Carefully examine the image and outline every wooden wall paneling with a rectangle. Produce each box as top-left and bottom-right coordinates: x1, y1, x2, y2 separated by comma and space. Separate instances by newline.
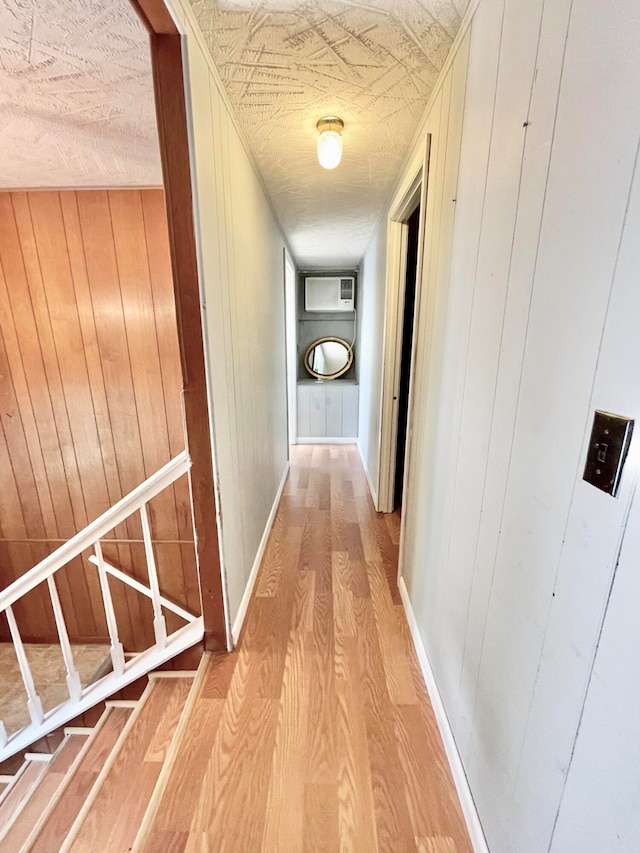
393, 0, 640, 849
547, 144, 640, 845
178, 36, 240, 617
420, 39, 470, 702
58, 192, 129, 542
0, 195, 75, 542
399, 0, 503, 740
59, 190, 145, 647
0, 338, 49, 640
140, 190, 199, 615
440, 0, 546, 777
462, 0, 639, 841
454, 0, 572, 770
208, 74, 246, 617
150, 32, 227, 648
108, 192, 173, 485
0, 187, 197, 650
26, 191, 112, 636
108, 189, 189, 622
485, 1, 640, 847
0, 196, 83, 638
217, 88, 248, 590
74, 192, 146, 506
27, 193, 109, 523
12, 193, 89, 534
0, 330, 48, 545
73, 190, 149, 647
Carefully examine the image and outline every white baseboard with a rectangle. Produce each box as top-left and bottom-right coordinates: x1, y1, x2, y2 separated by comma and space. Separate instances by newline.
296, 437, 357, 444
398, 577, 489, 853
231, 462, 290, 645
357, 441, 379, 508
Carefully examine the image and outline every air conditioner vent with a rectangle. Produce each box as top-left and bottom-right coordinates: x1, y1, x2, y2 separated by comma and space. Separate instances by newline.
340, 278, 353, 300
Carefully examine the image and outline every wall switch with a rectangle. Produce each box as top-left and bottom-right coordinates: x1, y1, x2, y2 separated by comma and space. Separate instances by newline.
583, 410, 634, 496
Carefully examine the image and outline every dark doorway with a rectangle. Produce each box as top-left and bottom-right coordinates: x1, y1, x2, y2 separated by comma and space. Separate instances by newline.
393, 203, 420, 510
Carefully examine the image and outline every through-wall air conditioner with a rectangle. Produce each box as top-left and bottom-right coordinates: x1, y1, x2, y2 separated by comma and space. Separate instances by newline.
305, 276, 354, 312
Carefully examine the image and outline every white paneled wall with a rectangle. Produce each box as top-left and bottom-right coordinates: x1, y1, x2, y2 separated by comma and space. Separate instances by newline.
297, 383, 359, 440
359, 0, 640, 849
357, 229, 387, 501
170, 0, 289, 630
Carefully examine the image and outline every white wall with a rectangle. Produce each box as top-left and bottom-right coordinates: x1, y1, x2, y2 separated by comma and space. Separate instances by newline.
359, 0, 640, 849
357, 227, 386, 501
546, 57, 640, 847
170, 0, 289, 633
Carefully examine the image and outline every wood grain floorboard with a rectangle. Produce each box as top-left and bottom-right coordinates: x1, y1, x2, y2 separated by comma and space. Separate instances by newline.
29, 707, 132, 853
0, 761, 46, 837
140, 445, 472, 853
0, 735, 86, 851
69, 679, 191, 852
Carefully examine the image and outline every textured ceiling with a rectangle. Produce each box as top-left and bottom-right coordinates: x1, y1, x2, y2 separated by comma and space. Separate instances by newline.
189, 0, 469, 267
0, 0, 162, 188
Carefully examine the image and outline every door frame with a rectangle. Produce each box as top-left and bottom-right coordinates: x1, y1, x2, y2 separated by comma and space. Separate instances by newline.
377, 136, 432, 514
131, 0, 228, 650
283, 249, 297, 446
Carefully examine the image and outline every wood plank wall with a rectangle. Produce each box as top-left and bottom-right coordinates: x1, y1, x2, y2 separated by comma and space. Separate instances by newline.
0, 189, 199, 650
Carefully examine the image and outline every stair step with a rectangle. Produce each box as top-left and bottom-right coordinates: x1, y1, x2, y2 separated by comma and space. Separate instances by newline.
0, 735, 86, 852
26, 706, 133, 853
64, 676, 193, 852
0, 759, 49, 840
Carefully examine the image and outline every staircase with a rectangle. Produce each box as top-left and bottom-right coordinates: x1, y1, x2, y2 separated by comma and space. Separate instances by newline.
0, 658, 207, 852
0, 451, 204, 764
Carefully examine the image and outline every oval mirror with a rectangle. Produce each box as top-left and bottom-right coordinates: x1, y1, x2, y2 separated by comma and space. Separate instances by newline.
304, 336, 353, 380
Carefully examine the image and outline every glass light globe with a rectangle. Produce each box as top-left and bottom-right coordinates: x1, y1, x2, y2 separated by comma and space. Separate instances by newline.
317, 129, 343, 169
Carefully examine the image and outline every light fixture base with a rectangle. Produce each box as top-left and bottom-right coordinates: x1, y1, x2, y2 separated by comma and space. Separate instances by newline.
316, 116, 344, 135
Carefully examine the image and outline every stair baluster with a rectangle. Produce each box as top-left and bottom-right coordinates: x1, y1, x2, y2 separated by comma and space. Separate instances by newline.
5, 607, 44, 728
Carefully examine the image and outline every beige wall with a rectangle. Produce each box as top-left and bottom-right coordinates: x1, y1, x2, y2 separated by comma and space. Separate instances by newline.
358, 0, 640, 849
170, 0, 289, 637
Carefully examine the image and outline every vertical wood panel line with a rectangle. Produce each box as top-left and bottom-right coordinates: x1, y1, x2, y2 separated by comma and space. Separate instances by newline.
28, 192, 99, 633
462, 0, 575, 734
139, 191, 190, 610
530, 133, 640, 844
22, 194, 89, 533
9, 194, 75, 541
7, 193, 86, 635
446, 0, 548, 681
72, 191, 142, 644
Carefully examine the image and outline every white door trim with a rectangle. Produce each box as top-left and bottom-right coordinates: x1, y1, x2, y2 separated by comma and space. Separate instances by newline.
377, 136, 432, 514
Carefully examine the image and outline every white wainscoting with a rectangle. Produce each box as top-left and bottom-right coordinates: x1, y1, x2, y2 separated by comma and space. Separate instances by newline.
297, 382, 359, 440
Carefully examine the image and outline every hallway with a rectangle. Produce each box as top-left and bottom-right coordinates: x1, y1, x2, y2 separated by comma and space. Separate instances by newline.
141, 445, 471, 851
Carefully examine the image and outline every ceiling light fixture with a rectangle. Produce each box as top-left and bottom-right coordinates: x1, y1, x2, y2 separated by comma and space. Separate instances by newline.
316, 117, 344, 170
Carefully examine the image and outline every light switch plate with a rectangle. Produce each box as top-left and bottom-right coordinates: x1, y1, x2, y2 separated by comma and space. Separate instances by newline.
583, 410, 634, 496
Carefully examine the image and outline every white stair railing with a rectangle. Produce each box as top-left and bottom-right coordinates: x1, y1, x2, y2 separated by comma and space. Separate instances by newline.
0, 451, 204, 762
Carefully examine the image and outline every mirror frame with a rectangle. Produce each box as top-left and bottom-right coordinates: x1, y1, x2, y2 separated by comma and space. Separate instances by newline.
303, 336, 354, 380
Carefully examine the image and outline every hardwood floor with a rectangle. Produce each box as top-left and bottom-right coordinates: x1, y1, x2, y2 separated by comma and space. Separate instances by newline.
141, 445, 472, 852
